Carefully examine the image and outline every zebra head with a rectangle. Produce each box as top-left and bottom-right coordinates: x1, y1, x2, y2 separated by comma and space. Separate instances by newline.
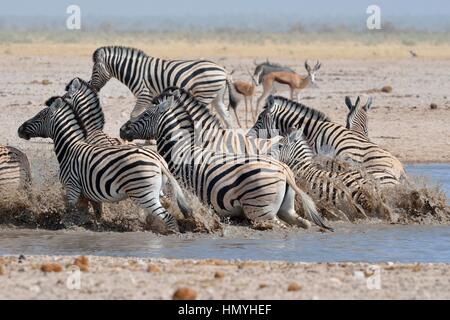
18, 97, 62, 140
63, 77, 105, 132
89, 47, 112, 91
247, 95, 280, 139
120, 97, 175, 141
345, 96, 372, 137
304, 60, 321, 85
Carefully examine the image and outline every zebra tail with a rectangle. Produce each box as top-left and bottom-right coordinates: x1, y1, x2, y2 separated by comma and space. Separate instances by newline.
160, 164, 193, 218
285, 170, 334, 231
226, 76, 239, 111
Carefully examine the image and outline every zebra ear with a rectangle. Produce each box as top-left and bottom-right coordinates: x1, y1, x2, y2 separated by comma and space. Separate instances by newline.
344, 96, 353, 110
158, 99, 172, 112
364, 97, 373, 111
267, 95, 275, 112
355, 96, 361, 107
48, 97, 63, 112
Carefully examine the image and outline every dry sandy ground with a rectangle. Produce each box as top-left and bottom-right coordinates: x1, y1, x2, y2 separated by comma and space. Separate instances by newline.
0, 255, 449, 299
0, 49, 449, 167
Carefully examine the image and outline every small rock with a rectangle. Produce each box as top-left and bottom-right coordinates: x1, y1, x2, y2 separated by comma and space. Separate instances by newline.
287, 282, 302, 292
259, 283, 268, 289
381, 85, 392, 93
0, 265, 4, 276
41, 79, 52, 85
430, 103, 438, 110
172, 287, 198, 300
147, 264, 161, 273
40, 263, 63, 273
214, 271, 225, 279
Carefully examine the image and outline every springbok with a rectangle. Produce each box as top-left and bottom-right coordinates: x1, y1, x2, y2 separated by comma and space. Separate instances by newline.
255, 60, 321, 112
230, 70, 258, 126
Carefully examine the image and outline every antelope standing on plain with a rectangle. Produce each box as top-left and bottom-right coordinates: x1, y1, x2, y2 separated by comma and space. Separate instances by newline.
255, 60, 321, 112
230, 70, 258, 126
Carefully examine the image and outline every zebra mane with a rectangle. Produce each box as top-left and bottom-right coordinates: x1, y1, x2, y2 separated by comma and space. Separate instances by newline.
153, 87, 222, 129
93, 46, 148, 63
269, 95, 331, 122
51, 96, 88, 139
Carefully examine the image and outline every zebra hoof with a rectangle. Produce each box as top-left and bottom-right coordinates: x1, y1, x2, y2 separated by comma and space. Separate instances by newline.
296, 217, 311, 229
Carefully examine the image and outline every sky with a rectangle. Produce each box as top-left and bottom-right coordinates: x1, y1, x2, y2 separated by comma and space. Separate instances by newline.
0, 1, 449, 31
1, 0, 449, 17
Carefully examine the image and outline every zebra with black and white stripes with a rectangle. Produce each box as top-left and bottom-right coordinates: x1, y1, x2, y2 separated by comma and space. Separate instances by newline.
0, 145, 32, 196
18, 97, 192, 233
153, 88, 386, 218
89, 46, 239, 127
345, 96, 371, 137
248, 96, 405, 185
274, 131, 390, 220
119, 93, 332, 230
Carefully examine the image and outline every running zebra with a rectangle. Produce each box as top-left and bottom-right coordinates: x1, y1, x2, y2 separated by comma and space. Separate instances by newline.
248, 96, 405, 185
120, 94, 332, 230
89, 46, 238, 127
0, 145, 32, 196
18, 97, 192, 233
275, 131, 390, 220
345, 96, 371, 137
149, 87, 282, 156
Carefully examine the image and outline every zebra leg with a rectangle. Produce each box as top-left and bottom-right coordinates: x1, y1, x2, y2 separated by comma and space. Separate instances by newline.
277, 186, 311, 229
128, 187, 179, 234
90, 201, 103, 219
211, 86, 234, 128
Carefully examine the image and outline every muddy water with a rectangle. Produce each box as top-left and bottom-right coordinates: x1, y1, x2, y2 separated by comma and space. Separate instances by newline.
0, 164, 449, 263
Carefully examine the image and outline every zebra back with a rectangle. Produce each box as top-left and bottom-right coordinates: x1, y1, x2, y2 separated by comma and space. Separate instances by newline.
0, 145, 32, 194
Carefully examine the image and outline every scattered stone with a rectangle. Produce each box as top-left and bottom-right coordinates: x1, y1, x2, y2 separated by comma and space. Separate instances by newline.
147, 264, 161, 273
259, 283, 268, 289
287, 282, 301, 292
214, 271, 225, 279
0, 265, 4, 276
41, 79, 51, 85
430, 103, 438, 110
381, 85, 392, 93
172, 287, 198, 300
40, 263, 63, 273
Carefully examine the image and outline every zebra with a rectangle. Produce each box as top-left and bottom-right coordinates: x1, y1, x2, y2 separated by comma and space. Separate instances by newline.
148, 87, 283, 157
18, 97, 192, 233
0, 145, 32, 197
248, 95, 405, 185
89, 46, 239, 128
146, 88, 380, 220
119, 94, 332, 230
345, 96, 372, 137
274, 131, 390, 220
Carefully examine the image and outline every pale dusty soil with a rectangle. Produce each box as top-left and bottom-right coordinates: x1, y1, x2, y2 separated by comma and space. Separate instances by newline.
0, 255, 449, 299
0, 51, 449, 168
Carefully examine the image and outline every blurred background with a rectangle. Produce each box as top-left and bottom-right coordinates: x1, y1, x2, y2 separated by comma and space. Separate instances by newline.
0, 0, 449, 58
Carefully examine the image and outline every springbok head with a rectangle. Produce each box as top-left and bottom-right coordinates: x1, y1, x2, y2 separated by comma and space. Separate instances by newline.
304, 60, 321, 85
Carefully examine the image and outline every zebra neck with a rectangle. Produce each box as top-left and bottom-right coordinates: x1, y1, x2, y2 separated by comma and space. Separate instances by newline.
52, 123, 86, 166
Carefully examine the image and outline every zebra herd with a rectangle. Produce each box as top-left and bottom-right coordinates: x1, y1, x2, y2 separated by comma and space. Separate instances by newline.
1, 45, 407, 233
